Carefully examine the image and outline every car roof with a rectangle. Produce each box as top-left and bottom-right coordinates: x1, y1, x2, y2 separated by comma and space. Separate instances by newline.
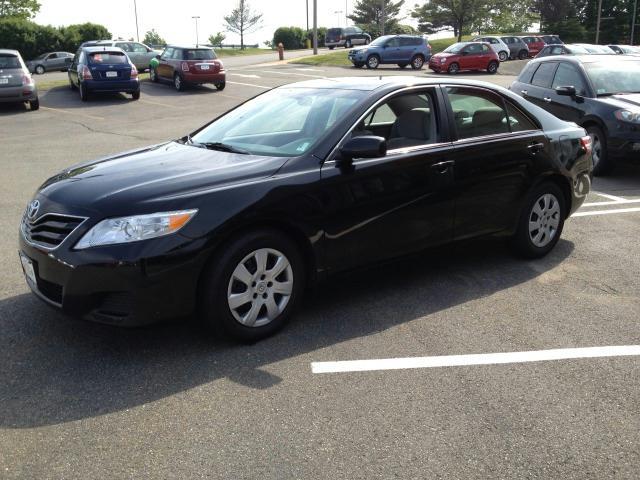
282, 76, 507, 92
82, 46, 127, 54
165, 45, 213, 50
529, 53, 638, 65
0, 49, 20, 56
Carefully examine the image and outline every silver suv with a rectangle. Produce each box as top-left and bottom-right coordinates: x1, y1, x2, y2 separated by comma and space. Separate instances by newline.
79, 40, 158, 71
0, 49, 39, 111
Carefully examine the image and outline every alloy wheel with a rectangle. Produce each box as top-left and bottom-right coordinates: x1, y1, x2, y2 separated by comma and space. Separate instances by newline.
227, 248, 294, 328
589, 133, 602, 167
499, 51, 508, 61
174, 75, 181, 91
528, 193, 561, 248
367, 55, 379, 69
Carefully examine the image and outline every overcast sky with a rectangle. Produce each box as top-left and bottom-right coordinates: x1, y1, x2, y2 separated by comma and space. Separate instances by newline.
35, 0, 431, 47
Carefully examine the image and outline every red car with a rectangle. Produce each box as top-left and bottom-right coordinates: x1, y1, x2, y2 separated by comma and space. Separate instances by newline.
429, 42, 499, 74
520, 36, 546, 57
149, 45, 225, 91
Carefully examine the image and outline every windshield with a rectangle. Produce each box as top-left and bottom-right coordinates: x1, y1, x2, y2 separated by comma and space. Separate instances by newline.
35, 53, 47, 60
443, 43, 466, 53
584, 61, 640, 95
369, 36, 391, 47
566, 45, 589, 54
190, 87, 365, 157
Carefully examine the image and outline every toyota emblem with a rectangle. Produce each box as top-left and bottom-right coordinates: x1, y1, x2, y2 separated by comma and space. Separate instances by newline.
27, 200, 40, 220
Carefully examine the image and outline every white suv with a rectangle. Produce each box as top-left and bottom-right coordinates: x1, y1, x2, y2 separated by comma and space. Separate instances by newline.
472, 36, 510, 61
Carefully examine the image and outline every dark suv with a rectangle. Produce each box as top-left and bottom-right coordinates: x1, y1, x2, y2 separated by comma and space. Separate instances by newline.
326, 27, 371, 49
149, 45, 226, 91
511, 55, 640, 175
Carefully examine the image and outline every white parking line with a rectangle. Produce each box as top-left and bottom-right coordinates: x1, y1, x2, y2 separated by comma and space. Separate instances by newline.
573, 206, 640, 217
294, 68, 325, 72
226, 81, 271, 89
594, 192, 627, 202
255, 69, 327, 78
311, 345, 640, 374
582, 198, 640, 207
231, 73, 261, 79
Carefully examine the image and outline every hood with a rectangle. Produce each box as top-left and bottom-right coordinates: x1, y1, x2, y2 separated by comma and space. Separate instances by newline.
597, 93, 640, 109
432, 52, 457, 59
36, 141, 288, 215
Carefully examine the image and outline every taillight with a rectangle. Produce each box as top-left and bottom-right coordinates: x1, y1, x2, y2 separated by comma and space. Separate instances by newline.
130, 64, 138, 79
181, 62, 190, 72
580, 135, 592, 155
81, 65, 92, 80
21, 74, 33, 86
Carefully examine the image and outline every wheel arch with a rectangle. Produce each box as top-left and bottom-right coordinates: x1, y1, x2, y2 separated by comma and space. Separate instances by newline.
531, 173, 573, 219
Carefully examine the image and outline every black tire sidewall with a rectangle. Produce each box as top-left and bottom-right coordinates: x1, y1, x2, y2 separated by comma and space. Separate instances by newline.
448, 63, 459, 74
366, 55, 379, 69
199, 229, 305, 342
587, 125, 612, 176
513, 182, 566, 258
411, 55, 424, 70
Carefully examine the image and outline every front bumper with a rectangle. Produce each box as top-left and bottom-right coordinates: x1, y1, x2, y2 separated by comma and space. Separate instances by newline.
0, 85, 37, 103
18, 231, 209, 326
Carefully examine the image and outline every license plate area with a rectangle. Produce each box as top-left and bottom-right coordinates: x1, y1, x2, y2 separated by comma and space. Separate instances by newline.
105, 71, 118, 78
20, 252, 37, 286
0, 78, 9, 84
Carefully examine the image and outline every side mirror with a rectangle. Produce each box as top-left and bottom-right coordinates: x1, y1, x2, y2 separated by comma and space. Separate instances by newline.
64, 57, 72, 64
155, 54, 161, 60
337, 136, 387, 168
555, 85, 577, 97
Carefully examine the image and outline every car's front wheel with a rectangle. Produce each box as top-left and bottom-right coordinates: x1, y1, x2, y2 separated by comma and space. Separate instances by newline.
199, 229, 305, 342
487, 60, 499, 74
586, 125, 613, 176
35, 65, 45, 75
366, 55, 380, 69
447, 62, 460, 74
345, 39, 352, 48
512, 182, 566, 258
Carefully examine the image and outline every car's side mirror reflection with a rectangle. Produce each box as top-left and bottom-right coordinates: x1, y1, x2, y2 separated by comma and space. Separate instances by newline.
337, 136, 387, 169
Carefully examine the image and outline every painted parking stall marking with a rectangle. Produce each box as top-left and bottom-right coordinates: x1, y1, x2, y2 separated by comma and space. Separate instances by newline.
576, 191, 640, 217
311, 345, 640, 374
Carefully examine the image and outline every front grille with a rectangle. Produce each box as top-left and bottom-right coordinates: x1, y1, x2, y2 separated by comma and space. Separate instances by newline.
22, 213, 87, 249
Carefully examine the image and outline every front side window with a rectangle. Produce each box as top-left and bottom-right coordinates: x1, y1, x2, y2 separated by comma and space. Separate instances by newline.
552, 63, 587, 95
386, 38, 401, 48
446, 87, 510, 139
131, 43, 149, 53
192, 88, 364, 157
531, 62, 558, 87
162, 47, 174, 59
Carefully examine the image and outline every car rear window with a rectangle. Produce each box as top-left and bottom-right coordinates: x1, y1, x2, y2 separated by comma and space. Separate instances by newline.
183, 49, 216, 60
0, 54, 21, 69
88, 52, 128, 64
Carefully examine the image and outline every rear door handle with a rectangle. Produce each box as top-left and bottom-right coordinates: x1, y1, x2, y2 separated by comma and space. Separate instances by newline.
543, 97, 552, 103
431, 160, 455, 173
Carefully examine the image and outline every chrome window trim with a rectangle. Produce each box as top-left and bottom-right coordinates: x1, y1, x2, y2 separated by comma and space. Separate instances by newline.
21, 212, 89, 252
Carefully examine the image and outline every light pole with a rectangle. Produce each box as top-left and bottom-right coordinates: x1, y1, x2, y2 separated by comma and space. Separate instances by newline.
133, 0, 140, 42
632, 0, 638, 45
192, 16, 200, 47
334, 10, 344, 27
313, 0, 317, 55
595, 0, 603, 43
306, 0, 309, 32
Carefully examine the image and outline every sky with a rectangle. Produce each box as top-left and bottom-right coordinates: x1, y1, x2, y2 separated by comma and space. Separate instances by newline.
34, 0, 435, 47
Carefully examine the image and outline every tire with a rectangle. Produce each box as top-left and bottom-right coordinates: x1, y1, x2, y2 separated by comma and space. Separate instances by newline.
512, 182, 566, 258
486, 61, 499, 74
345, 39, 352, 48
215, 81, 226, 91
586, 125, 613, 176
329, 46, 335, 50
29, 98, 39, 111
410, 55, 425, 70
397, 63, 408, 69
447, 62, 460, 74
150, 67, 158, 82
518, 50, 528, 60
366, 55, 380, 69
79, 82, 88, 101
174, 73, 184, 92
199, 229, 306, 342
498, 51, 508, 62
35, 65, 45, 75
131, 90, 140, 100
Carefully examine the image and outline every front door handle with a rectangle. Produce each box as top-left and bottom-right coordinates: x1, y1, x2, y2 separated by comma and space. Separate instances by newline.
431, 160, 455, 173
543, 97, 552, 103
527, 142, 545, 153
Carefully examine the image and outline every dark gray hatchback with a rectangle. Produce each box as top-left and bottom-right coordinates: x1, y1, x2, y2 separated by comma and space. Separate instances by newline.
0, 49, 39, 111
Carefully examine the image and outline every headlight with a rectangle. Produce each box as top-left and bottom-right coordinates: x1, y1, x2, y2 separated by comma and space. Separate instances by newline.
359, 49, 368, 54
614, 109, 640, 124
440, 58, 447, 63
75, 209, 198, 249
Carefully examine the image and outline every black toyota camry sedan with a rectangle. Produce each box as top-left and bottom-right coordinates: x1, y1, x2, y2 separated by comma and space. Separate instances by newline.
19, 77, 592, 341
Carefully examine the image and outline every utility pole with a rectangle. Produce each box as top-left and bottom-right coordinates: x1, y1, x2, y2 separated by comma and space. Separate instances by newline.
306, 0, 309, 32
595, 0, 603, 43
345, 0, 348, 27
133, 0, 140, 42
192, 16, 200, 47
381, 0, 386, 36
632, 0, 638, 45
313, 0, 318, 54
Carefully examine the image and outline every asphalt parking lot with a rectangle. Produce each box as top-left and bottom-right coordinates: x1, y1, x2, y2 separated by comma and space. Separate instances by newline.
1, 60, 639, 479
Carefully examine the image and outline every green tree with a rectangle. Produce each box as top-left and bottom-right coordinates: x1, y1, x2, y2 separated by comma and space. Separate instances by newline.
0, 0, 40, 19
273, 26, 306, 49
412, 0, 485, 41
224, 0, 263, 50
208, 31, 226, 46
349, 0, 405, 36
476, 0, 538, 33
143, 29, 166, 46
59, 22, 111, 52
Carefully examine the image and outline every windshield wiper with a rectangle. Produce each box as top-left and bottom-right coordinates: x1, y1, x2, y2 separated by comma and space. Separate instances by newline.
184, 136, 250, 155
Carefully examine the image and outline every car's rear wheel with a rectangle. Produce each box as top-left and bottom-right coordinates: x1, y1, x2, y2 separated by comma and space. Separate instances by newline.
345, 39, 352, 48
498, 51, 508, 61
518, 50, 528, 60
329, 46, 335, 50
447, 62, 460, 74
79, 82, 88, 101
366, 55, 380, 69
174, 73, 184, 92
215, 81, 226, 91
512, 183, 565, 258
199, 229, 305, 342
487, 61, 499, 74
29, 98, 39, 111
35, 65, 45, 75
586, 125, 613, 176
131, 90, 140, 100
410, 55, 425, 70
150, 67, 158, 82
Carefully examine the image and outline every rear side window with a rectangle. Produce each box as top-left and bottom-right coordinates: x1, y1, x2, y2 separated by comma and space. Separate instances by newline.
0, 54, 21, 69
505, 102, 537, 131
88, 52, 129, 64
531, 62, 558, 87
183, 49, 216, 60
517, 62, 538, 84
446, 87, 510, 139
